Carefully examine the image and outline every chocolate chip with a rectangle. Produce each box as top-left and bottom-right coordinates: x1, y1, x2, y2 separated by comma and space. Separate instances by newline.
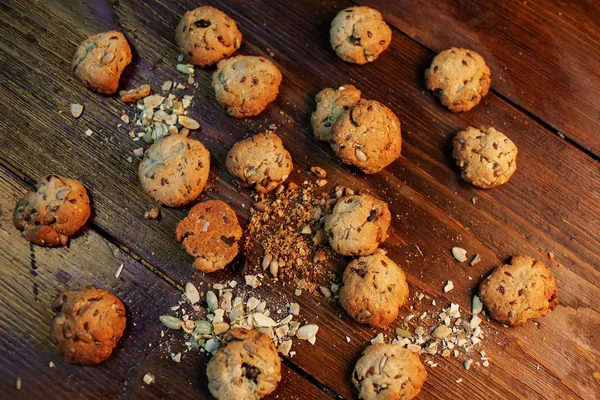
367, 209, 377, 222
240, 76, 246, 83
252, 77, 259, 86
367, 104, 373, 111
462, 60, 468, 66
433, 66, 439, 72
493, 143, 498, 149
518, 289, 524, 296
367, 31, 372, 38
499, 285, 505, 294
194, 19, 211, 28
351, 36, 361, 46
243, 364, 260, 382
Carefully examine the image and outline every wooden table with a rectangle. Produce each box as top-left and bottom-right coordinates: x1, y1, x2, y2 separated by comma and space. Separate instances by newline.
1, 0, 599, 399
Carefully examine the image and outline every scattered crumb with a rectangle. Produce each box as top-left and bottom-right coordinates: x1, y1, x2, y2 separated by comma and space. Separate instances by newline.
85, 129, 93, 137
144, 207, 160, 220
143, 373, 155, 385
70, 103, 83, 118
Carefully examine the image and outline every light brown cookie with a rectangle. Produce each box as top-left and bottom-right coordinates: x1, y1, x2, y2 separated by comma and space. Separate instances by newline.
452, 126, 518, 189
175, 200, 243, 272
13, 175, 90, 246
212, 55, 282, 118
311, 85, 362, 143
139, 134, 210, 207
425, 47, 491, 112
175, 6, 242, 68
479, 254, 558, 327
72, 31, 132, 94
207, 328, 281, 400
51, 286, 126, 365
339, 252, 409, 327
226, 132, 293, 193
330, 6, 392, 65
352, 343, 427, 400
331, 100, 401, 174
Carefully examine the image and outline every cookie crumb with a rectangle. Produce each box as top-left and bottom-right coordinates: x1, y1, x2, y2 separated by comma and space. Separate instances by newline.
144, 207, 160, 220
143, 373, 155, 385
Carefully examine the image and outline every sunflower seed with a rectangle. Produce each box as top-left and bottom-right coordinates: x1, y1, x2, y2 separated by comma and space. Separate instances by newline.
194, 320, 212, 334
206, 291, 218, 311
143, 373, 155, 385
252, 313, 277, 327
159, 315, 182, 330
178, 115, 200, 130
101, 52, 115, 64
355, 148, 368, 162
185, 282, 200, 304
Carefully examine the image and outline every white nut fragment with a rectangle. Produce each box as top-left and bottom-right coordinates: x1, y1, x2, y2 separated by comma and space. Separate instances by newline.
178, 115, 200, 130
355, 148, 368, 162
296, 324, 319, 341
159, 315, 182, 330
252, 313, 277, 327
143, 373, 155, 385
288, 303, 300, 315
143, 95, 165, 110
184, 282, 200, 304
70, 103, 83, 118
278, 340, 292, 356
433, 325, 453, 339
452, 247, 468, 262
472, 295, 483, 315
444, 281, 454, 292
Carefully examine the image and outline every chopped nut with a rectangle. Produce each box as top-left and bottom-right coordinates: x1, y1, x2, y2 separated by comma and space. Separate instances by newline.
443, 281, 454, 292
144, 207, 160, 220
470, 254, 481, 266
70, 103, 83, 118
159, 315, 182, 330
143, 373, 155, 385
296, 324, 319, 340
185, 282, 200, 304
452, 247, 468, 262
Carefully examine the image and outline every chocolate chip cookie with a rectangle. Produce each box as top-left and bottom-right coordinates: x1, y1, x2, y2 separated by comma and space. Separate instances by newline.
51, 286, 127, 365
72, 31, 132, 94
175, 200, 243, 272
425, 47, 491, 112
207, 328, 281, 400
339, 252, 409, 327
353, 343, 427, 400
479, 254, 558, 327
330, 6, 392, 65
226, 132, 293, 193
311, 85, 362, 143
212, 55, 282, 118
139, 133, 210, 207
13, 175, 90, 246
452, 126, 518, 189
331, 100, 401, 174
175, 6, 242, 68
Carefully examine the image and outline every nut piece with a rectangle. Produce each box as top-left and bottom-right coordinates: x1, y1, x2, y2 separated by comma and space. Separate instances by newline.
119, 84, 152, 103
452, 247, 468, 262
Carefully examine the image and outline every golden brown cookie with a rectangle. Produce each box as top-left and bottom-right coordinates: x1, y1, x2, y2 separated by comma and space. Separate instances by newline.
51, 286, 126, 365
175, 6, 242, 68
311, 85, 362, 143
331, 100, 401, 174
207, 328, 281, 400
139, 134, 210, 207
175, 200, 243, 272
212, 55, 282, 118
479, 254, 558, 326
425, 47, 491, 112
13, 175, 90, 246
72, 31, 132, 94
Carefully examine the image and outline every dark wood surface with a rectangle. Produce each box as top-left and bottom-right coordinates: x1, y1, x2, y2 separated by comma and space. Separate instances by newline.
0, 0, 599, 399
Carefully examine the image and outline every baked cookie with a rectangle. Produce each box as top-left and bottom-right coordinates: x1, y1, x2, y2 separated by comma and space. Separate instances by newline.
13, 175, 90, 246
331, 100, 401, 174
175, 200, 243, 272
72, 31, 132, 94
330, 6, 392, 65
139, 133, 210, 207
311, 85, 362, 143
207, 328, 281, 400
425, 47, 491, 112
452, 126, 518, 189
175, 6, 242, 68
51, 286, 126, 365
479, 254, 558, 327
353, 343, 427, 400
339, 252, 409, 327
226, 132, 293, 193
212, 55, 282, 118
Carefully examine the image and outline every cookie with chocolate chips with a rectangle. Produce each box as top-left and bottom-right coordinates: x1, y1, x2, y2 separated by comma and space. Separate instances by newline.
311, 84, 362, 143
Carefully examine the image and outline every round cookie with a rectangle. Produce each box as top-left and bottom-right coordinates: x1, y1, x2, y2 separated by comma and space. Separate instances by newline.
325, 194, 391, 256
13, 175, 90, 246
207, 328, 281, 400
51, 286, 126, 365
212, 55, 282, 118
352, 343, 427, 400
72, 31, 132, 94
425, 47, 491, 112
331, 100, 401, 174
139, 133, 210, 207
175, 6, 242, 68
175, 200, 243, 272
226, 132, 293, 193
339, 252, 409, 327
330, 6, 392, 65
479, 254, 558, 327
311, 84, 362, 143
452, 126, 518, 189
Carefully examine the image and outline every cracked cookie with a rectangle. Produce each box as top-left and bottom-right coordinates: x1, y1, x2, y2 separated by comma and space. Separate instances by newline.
51, 286, 126, 365
353, 343, 427, 400
226, 132, 293, 193
330, 6, 392, 65
175, 200, 243, 272
13, 175, 90, 246
72, 31, 132, 94
339, 251, 409, 327
425, 47, 491, 112
175, 6, 242, 68
207, 328, 281, 400
479, 254, 558, 327
139, 133, 210, 207
452, 126, 518, 189
331, 100, 401, 174
311, 84, 362, 143
212, 55, 282, 118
